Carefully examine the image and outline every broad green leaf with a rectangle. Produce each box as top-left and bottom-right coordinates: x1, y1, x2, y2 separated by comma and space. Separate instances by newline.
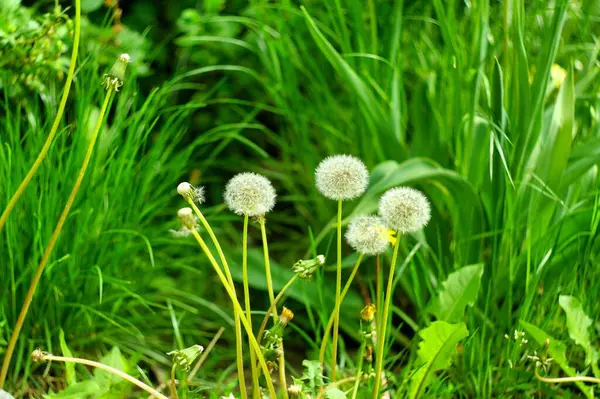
93, 347, 128, 393
428, 264, 484, 322
325, 387, 347, 399
59, 329, 76, 386
559, 296, 599, 369
80, 0, 104, 13
45, 380, 101, 398
299, 360, 324, 391
521, 321, 593, 398
409, 321, 468, 399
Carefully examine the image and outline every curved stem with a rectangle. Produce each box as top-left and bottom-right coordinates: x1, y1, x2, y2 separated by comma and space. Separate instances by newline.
0, 88, 113, 388
319, 254, 364, 366
39, 353, 168, 399
170, 365, 180, 399
188, 327, 223, 381
186, 201, 246, 397
190, 229, 278, 398
351, 342, 366, 399
372, 235, 401, 399
331, 199, 343, 381
535, 368, 600, 385
257, 275, 299, 343
0, 0, 82, 234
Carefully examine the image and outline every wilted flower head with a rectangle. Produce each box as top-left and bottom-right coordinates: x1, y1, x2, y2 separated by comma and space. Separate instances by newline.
177, 181, 205, 204
379, 187, 431, 233
102, 53, 130, 91
292, 255, 325, 279
280, 307, 294, 325
167, 344, 204, 371
345, 215, 390, 255
361, 304, 376, 322
177, 207, 197, 230
224, 172, 276, 216
315, 155, 369, 200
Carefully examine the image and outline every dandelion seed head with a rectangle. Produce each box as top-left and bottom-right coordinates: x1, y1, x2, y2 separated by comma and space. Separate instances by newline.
224, 172, 276, 216
177, 207, 197, 230
378, 187, 431, 233
345, 215, 390, 255
315, 155, 369, 200
177, 182, 205, 204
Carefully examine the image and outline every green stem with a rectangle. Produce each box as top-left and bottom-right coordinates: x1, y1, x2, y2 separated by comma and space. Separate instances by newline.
260, 217, 288, 398
0, 87, 113, 388
319, 254, 364, 366
170, 365, 180, 399
186, 201, 246, 397
372, 235, 401, 398
331, 199, 343, 381
351, 342, 366, 399
535, 367, 600, 385
257, 275, 299, 342
0, 0, 82, 235
190, 229, 277, 398
243, 214, 260, 398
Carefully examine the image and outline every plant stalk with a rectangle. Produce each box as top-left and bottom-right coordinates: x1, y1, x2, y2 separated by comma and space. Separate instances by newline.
330, 199, 343, 381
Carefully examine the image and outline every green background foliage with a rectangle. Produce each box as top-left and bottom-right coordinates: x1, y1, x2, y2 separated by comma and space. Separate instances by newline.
1, 0, 600, 397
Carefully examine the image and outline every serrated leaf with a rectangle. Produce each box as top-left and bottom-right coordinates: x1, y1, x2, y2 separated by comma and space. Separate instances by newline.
299, 360, 324, 391
521, 321, 593, 398
428, 264, 484, 322
325, 387, 347, 399
93, 347, 126, 389
45, 380, 101, 398
59, 329, 76, 386
559, 296, 599, 369
409, 321, 468, 399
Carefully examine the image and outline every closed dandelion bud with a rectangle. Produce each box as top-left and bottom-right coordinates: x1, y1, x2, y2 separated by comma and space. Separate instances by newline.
315, 154, 369, 200
292, 255, 325, 280
177, 182, 205, 204
224, 172, 276, 216
379, 187, 431, 233
167, 344, 204, 371
361, 304, 376, 322
288, 384, 303, 397
280, 307, 294, 325
345, 215, 390, 255
177, 207, 197, 230
102, 53, 130, 92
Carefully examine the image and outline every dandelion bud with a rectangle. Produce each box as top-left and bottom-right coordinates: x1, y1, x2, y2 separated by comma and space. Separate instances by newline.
224, 172, 276, 216
177, 182, 205, 204
345, 215, 390, 255
102, 53, 130, 92
315, 155, 369, 200
177, 207, 197, 230
361, 304, 376, 322
280, 307, 294, 325
167, 344, 204, 372
288, 384, 303, 396
378, 187, 431, 233
292, 255, 325, 280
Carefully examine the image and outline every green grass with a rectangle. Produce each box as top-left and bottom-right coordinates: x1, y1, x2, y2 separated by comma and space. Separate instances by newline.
2, 0, 600, 397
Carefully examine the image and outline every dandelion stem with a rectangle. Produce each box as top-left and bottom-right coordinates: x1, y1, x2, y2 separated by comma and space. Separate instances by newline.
35, 352, 168, 399
257, 275, 299, 342
188, 327, 223, 382
319, 254, 364, 366
170, 365, 180, 399
0, 0, 81, 236
260, 217, 288, 398
0, 87, 113, 389
373, 235, 401, 398
331, 199, 343, 381
535, 368, 600, 385
190, 228, 278, 398
186, 201, 246, 397
242, 214, 260, 398
351, 341, 366, 399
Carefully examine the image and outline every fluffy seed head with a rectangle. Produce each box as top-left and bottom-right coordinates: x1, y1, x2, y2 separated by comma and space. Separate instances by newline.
379, 187, 431, 233
345, 215, 390, 255
224, 172, 276, 216
177, 182, 205, 204
315, 155, 369, 200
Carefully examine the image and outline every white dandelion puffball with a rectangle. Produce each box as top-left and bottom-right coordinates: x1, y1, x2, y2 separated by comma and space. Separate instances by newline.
177, 207, 197, 230
315, 155, 369, 200
379, 187, 431, 233
345, 215, 390, 255
224, 172, 276, 216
